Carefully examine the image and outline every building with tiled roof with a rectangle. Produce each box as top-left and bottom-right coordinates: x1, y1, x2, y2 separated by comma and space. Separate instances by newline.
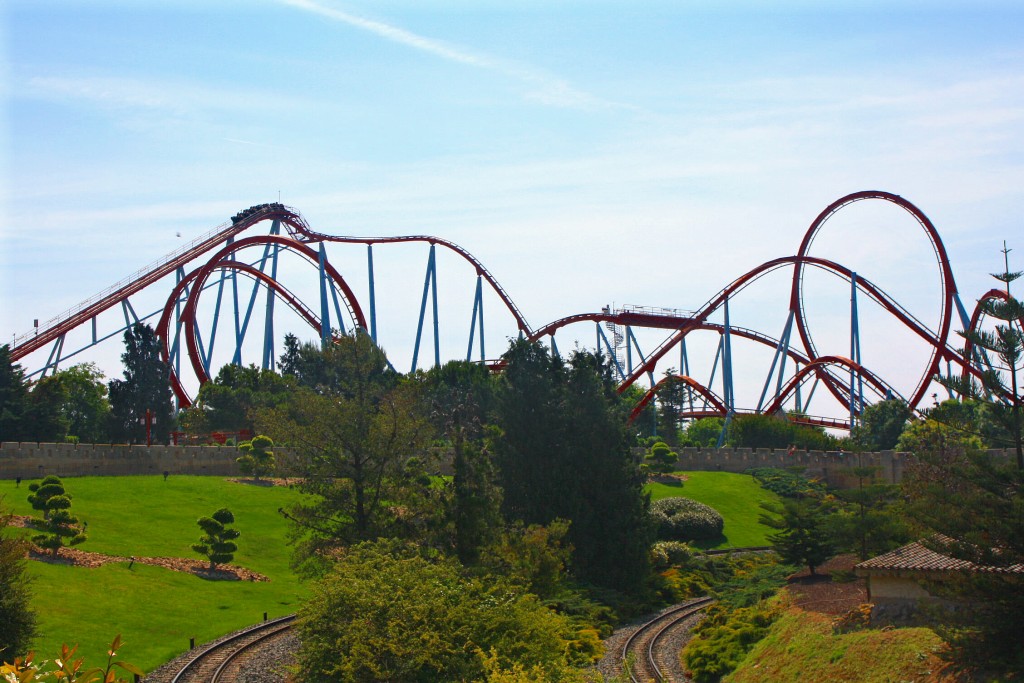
854, 539, 1024, 623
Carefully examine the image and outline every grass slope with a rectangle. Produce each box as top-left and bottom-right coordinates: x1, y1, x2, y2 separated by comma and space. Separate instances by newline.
725, 607, 946, 683
646, 471, 780, 549
3, 475, 309, 673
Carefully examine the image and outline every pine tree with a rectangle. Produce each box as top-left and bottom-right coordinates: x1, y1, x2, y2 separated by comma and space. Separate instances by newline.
108, 324, 175, 444
939, 243, 1023, 466
0, 345, 29, 442
192, 508, 240, 570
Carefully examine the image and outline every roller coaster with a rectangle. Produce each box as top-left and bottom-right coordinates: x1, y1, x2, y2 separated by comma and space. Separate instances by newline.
8, 191, 1017, 430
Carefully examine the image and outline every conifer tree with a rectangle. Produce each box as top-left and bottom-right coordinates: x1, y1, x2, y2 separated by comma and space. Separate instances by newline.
192, 508, 240, 570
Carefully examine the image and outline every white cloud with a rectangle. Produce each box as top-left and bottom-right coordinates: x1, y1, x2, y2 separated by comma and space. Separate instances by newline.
279, 0, 629, 111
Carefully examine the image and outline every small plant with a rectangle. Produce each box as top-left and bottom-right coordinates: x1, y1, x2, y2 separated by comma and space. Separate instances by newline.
645, 441, 679, 475
191, 508, 240, 570
27, 476, 86, 557
236, 435, 275, 482
1, 635, 143, 682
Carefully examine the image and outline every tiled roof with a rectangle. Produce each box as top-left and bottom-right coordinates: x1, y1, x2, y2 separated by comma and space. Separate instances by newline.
855, 540, 1024, 575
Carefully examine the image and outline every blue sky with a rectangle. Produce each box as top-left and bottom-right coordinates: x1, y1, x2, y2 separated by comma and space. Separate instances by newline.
2, 1, 1023, 416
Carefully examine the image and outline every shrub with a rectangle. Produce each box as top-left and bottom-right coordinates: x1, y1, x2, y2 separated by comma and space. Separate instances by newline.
191, 508, 240, 570
682, 596, 784, 682
0, 505, 36, 660
650, 497, 724, 542
27, 476, 86, 557
747, 467, 826, 498
644, 441, 679, 474
236, 434, 275, 481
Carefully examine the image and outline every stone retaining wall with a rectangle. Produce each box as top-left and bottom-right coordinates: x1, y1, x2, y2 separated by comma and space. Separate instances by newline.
1, 441, 1016, 486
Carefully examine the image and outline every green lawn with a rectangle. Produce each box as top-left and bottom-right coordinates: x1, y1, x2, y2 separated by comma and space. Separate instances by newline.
646, 471, 781, 549
2, 475, 309, 673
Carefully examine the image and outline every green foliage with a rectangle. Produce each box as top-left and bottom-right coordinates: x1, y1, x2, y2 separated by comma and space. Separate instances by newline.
0, 503, 36, 661
680, 417, 725, 448
493, 340, 652, 593
649, 497, 724, 542
27, 476, 86, 557
480, 520, 573, 599
725, 413, 836, 450
24, 364, 111, 444
903, 443, 1024, 670
759, 497, 836, 576
682, 595, 784, 682
828, 466, 911, 560
256, 331, 435, 572
937, 260, 1023, 466
655, 371, 688, 445
850, 398, 910, 451
107, 324, 175, 444
235, 435, 275, 481
644, 440, 679, 474
1, 636, 143, 683
191, 507, 240, 569
180, 363, 296, 435
296, 539, 590, 682
0, 345, 30, 442
746, 467, 827, 499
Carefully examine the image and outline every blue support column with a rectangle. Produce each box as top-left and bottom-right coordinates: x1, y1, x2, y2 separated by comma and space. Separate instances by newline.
596, 324, 625, 379
467, 275, 483, 362
411, 246, 437, 372
318, 243, 332, 347
430, 245, 440, 368
262, 236, 280, 370
367, 245, 378, 342
757, 310, 795, 411
722, 297, 735, 412
230, 240, 242, 364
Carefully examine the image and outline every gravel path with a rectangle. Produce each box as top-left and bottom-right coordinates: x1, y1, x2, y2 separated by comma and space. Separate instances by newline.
595, 600, 707, 682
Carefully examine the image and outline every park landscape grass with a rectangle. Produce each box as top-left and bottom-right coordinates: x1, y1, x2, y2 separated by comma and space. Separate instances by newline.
647, 470, 781, 548
2, 470, 779, 673
3, 475, 309, 673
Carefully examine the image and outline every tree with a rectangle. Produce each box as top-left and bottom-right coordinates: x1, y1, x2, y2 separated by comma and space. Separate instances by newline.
759, 497, 835, 576
0, 502, 36, 660
655, 371, 687, 445
492, 340, 652, 593
0, 345, 30, 442
420, 360, 501, 565
27, 476, 86, 557
179, 363, 296, 435
107, 324, 175, 444
644, 440, 679, 474
256, 331, 433, 572
829, 465, 910, 560
680, 417, 725, 447
191, 508, 240, 570
51, 364, 110, 443
296, 539, 589, 683
850, 398, 910, 451
21, 376, 69, 443
725, 413, 835, 450
938, 251, 1023, 467
236, 435, 275, 481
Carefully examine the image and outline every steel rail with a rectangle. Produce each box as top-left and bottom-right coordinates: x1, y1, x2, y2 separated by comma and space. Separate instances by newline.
169, 614, 296, 683
621, 597, 714, 683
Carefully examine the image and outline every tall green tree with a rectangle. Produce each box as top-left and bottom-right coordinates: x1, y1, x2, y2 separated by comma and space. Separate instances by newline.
107, 324, 175, 444
829, 465, 910, 560
0, 345, 30, 442
420, 360, 502, 565
50, 363, 110, 443
256, 332, 434, 574
179, 363, 296, 435
493, 339, 652, 593
759, 496, 835, 576
655, 371, 687, 445
0, 502, 36, 660
850, 398, 910, 451
938, 255, 1023, 467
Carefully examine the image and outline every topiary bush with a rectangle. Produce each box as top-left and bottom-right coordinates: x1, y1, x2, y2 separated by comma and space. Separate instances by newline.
650, 497, 724, 542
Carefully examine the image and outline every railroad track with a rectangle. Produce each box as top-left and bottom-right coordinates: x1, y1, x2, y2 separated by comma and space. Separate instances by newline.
168, 615, 296, 683
621, 597, 714, 683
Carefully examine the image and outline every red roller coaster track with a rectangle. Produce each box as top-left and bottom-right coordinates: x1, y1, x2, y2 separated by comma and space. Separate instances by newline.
9, 191, 1016, 425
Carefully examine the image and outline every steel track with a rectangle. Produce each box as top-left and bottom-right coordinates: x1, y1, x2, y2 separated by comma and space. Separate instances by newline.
168, 615, 295, 683
621, 597, 714, 683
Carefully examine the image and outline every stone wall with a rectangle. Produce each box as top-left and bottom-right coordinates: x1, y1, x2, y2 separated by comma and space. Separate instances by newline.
1, 441, 1016, 485
0, 441, 243, 479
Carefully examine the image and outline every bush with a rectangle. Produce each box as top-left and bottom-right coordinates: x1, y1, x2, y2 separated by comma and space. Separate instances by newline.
191, 508, 240, 570
650, 497, 724, 542
682, 594, 784, 682
747, 467, 826, 499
